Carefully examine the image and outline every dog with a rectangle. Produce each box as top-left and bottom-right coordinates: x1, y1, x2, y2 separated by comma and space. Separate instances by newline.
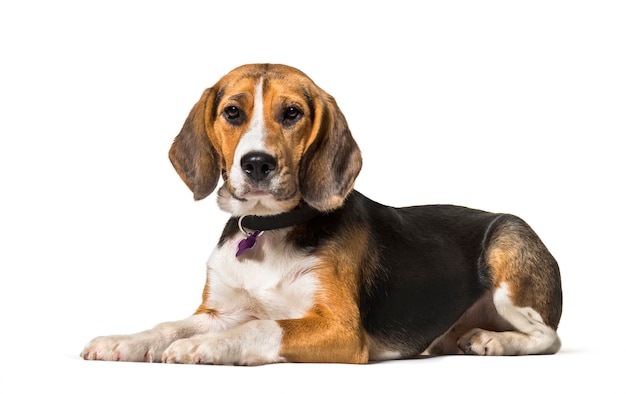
81, 64, 562, 364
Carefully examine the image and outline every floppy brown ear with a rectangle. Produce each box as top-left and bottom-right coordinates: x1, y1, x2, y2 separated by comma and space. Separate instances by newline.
299, 93, 362, 211
169, 88, 221, 200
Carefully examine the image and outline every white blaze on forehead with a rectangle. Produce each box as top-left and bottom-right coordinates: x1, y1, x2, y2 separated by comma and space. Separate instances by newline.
247, 79, 266, 142
230, 79, 268, 186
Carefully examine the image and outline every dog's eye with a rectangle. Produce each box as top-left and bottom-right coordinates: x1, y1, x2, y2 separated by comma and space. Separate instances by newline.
284, 107, 300, 119
223, 105, 245, 126
281, 106, 302, 125
224, 106, 240, 120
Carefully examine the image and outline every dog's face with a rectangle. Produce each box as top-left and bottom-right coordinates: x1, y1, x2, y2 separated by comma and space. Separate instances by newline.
169, 64, 362, 216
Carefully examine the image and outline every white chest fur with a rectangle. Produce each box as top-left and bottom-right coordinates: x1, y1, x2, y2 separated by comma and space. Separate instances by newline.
205, 229, 319, 322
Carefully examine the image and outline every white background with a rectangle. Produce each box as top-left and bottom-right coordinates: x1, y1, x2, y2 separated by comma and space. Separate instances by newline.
1, 1, 624, 393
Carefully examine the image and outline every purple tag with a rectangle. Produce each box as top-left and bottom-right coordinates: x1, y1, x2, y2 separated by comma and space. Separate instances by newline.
236, 231, 260, 257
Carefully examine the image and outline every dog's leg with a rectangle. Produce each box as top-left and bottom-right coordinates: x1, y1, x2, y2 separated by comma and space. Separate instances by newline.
426, 286, 561, 357
161, 320, 284, 365
458, 283, 561, 355
458, 216, 562, 356
81, 313, 235, 362
162, 307, 369, 365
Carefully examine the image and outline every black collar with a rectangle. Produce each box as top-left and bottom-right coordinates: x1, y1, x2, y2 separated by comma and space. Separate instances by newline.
239, 203, 321, 232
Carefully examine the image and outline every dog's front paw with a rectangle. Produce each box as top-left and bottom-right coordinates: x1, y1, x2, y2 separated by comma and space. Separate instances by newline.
458, 328, 505, 356
162, 336, 236, 365
81, 335, 158, 362
162, 328, 282, 366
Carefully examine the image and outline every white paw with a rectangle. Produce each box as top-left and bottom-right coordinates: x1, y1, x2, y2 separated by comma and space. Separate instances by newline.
162, 335, 243, 365
458, 328, 505, 356
162, 322, 283, 366
81, 334, 157, 362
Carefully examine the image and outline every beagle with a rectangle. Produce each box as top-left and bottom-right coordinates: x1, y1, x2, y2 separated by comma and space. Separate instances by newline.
81, 64, 562, 364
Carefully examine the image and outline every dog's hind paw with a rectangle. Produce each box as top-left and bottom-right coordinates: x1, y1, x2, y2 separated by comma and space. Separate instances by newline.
458, 328, 505, 356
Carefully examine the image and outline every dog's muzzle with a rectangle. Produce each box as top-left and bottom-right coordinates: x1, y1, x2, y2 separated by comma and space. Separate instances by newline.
231, 151, 297, 204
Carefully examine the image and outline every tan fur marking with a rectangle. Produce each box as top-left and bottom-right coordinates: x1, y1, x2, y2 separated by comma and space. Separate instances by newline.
279, 226, 369, 363
194, 273, 218, 316
209, 79, 259, 172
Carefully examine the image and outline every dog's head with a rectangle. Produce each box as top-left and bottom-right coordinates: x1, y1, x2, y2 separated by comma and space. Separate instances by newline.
169, 64, 362, 216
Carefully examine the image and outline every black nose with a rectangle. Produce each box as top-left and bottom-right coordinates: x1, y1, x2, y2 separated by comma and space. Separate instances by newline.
241, 152, 277, 181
